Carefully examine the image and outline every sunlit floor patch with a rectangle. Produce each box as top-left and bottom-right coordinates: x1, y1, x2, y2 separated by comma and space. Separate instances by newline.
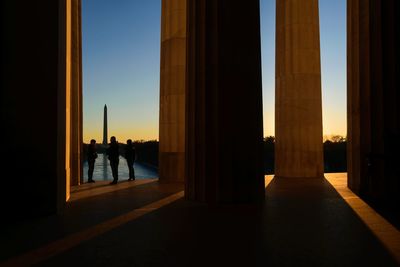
70, 178, 157, 201
325, 173, 400, 264
264, 175, 274, 188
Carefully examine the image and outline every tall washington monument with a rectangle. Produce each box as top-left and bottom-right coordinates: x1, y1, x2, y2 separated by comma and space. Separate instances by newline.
103, 104, 108, 145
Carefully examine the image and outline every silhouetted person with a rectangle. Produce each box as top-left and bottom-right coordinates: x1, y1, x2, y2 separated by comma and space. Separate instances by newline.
106, 136, 119, 184
87, 139, 98, 183
125, 139, 136, 181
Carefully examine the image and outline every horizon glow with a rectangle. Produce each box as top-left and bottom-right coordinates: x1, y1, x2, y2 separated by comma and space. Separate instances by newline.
261, 0, 347, 138
82, 0, 346, 143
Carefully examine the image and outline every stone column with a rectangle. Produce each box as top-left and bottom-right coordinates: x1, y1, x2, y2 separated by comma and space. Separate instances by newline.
0, 0, 66, 217
70, 0, 83, 186
347, 0, 399, 203
186, 0, 265, 203
159, 0, 186, 183
275, 0, 324, 178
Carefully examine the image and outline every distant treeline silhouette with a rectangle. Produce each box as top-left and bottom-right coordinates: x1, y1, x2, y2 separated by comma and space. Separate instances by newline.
323, 137, 347, 173
83, 137, 347, 174
263, 135, 347, 174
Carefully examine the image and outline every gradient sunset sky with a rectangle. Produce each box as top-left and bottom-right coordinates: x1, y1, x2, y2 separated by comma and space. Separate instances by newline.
82, 0, 346, 143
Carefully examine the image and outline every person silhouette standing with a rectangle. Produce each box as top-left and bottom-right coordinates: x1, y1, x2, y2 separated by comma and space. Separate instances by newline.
125, 139, 136, 181
106, 136, 119, 184
87, 139, 97, 183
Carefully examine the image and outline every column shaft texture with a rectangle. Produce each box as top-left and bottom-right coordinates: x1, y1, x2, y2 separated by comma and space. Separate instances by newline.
70, 0, 83, 186
159, 0, 186, 182
347, 0, 400, 203
186, 0, 265, 203
275, 0, 324, 178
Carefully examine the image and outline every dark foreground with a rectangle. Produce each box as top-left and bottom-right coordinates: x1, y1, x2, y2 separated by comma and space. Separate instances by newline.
0, 174, 398, 267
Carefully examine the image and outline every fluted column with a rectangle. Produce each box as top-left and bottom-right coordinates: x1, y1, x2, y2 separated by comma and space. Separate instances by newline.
159, 0, 186, 183
70, 0, 83, 186
275, 0, 324, 178
347, 0, 399, 203
185, 0, 265, 203
0, 0, 68, 216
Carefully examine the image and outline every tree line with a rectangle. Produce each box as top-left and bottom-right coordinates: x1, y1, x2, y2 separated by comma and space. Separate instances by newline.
83, 136, 347, 174
263, 136, 347, 174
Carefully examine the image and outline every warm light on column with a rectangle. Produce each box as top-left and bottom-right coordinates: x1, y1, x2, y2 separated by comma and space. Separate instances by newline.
275, 0, 324, 178
65, 0, 72, 201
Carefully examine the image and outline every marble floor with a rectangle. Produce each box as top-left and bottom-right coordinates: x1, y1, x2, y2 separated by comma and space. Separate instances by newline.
1, 174, 399, 267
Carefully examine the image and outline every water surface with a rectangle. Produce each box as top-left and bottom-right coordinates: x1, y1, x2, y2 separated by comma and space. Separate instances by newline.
83, 153, 158, 182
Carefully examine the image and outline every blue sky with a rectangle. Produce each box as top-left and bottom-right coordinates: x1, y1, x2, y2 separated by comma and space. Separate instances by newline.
82, 0, 161, 142
260, 0, 347, 138
82, 0, 346, 142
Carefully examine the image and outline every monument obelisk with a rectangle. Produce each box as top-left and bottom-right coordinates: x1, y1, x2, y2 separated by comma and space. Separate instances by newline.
103, 104, 108, 145
275, 0, 324, 178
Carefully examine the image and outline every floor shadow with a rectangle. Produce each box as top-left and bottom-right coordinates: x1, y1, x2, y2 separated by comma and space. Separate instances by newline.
34, 178, 398, 267
0, 181, 183, 263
